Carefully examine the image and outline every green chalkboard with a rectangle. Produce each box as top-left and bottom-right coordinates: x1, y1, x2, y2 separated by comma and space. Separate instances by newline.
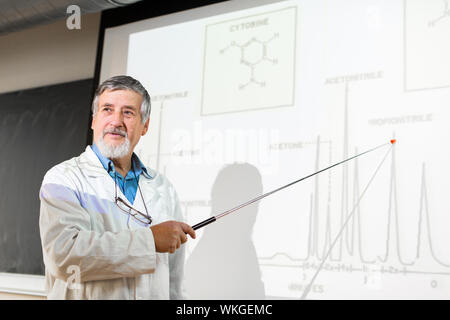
0, 79, 92, 275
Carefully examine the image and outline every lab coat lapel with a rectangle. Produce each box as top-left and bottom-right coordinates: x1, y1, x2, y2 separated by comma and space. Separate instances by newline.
79, 145, 157, 218
76, 146, 117, 205
133, 177, 155, 216
78, 146, 110, 177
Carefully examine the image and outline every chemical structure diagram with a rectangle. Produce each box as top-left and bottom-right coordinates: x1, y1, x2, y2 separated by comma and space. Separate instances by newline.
428, 0, 450, 27
219, 33, 279, 90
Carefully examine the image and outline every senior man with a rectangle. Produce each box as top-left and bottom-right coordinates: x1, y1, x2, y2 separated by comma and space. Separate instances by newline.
39, 75, 195, 299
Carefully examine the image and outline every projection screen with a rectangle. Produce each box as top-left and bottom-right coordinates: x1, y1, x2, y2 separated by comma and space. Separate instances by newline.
99, 0, 450, 299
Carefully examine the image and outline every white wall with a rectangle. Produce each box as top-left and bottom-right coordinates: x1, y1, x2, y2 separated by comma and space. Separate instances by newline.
0, 12, 100, 94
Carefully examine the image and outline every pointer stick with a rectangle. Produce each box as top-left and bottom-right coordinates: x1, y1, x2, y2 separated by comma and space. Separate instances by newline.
191, 139, 396, 231
300, 143, 394, 299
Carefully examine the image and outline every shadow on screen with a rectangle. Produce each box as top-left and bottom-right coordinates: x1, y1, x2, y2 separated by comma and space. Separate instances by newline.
184, 163, 266, 299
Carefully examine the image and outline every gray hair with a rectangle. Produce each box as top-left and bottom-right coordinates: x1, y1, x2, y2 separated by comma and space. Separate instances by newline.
92, 75, 151, 124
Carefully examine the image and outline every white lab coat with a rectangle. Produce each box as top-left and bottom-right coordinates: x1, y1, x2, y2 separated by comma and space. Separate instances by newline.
39, 146, 186, 300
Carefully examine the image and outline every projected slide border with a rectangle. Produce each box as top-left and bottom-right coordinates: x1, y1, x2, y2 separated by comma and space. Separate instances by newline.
200, 6, 298, 116
404, 0, 450, 92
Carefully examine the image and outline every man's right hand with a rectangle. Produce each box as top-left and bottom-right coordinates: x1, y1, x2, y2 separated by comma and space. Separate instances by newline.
150, 221, 196, 253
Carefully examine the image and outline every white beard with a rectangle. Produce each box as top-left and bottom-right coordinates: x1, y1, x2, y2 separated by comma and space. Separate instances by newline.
96, 131, 131, 159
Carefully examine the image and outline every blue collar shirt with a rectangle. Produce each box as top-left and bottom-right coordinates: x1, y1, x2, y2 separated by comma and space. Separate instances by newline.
91, 143, 150, 205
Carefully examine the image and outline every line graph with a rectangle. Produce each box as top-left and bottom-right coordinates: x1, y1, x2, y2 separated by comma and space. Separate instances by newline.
258, 149, 450, 272
257, 79, 450, 289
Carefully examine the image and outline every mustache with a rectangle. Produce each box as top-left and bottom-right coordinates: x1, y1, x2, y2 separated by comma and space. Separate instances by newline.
103, 127, 127, 138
